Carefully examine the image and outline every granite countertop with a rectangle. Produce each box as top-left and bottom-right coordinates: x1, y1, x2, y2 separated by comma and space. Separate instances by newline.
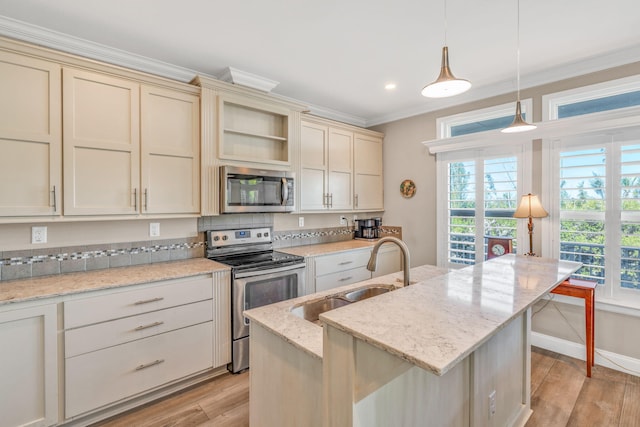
279, 240, 384, 257
320, 255, 581, 376
244, 264, 450, 360
0, 258, 229, 306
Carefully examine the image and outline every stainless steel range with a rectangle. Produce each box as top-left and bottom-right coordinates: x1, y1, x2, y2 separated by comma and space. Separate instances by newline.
206, 227, 305, 373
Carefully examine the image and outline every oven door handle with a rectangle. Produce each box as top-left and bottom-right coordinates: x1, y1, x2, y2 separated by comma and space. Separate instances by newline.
234, 263, 305, 279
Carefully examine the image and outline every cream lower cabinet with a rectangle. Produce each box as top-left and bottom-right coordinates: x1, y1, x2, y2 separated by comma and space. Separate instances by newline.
0, 303, 58, 427
0, 51, 61, 217
62, 67, 200, 217
300, 117, 382, 213
63, 275, 220, 419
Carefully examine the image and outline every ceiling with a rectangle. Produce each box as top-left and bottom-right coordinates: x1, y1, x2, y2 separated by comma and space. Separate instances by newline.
1, 0, 640, 127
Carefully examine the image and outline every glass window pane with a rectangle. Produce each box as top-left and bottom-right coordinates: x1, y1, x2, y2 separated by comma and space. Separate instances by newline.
621, 145, 640, 211
559, 219, 605, 284
483, 157, 518, 256
451, 115, 522, 137
448, 161, 476, 265
558, 90, 640, 119
621, 222, 640, 289
559, 149, 606, 211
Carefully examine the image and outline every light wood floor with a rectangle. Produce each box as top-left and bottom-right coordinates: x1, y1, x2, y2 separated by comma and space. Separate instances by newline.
94, 347, 640, 427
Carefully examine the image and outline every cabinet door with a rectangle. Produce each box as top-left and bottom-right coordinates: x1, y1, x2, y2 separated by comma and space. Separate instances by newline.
141, 85, 200, 214
63, 68, 140, 215
0, 304, 58, 427
327, 128, 353, 210
0, 52, 61, 217
300, 121, 328, 210
372, 246, 402, 278
354, 133, 383, 210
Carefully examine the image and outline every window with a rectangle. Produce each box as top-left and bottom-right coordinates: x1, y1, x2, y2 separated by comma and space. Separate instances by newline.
436, 100, 533, 138
438, 144, 530, 268
543, 75, 640, 121
548, 128, 640, 303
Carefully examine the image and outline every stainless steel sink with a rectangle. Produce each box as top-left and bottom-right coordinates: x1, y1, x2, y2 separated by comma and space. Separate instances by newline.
290, 284, 396, 324
291, 297, 352, 324
343, 285, 394, 302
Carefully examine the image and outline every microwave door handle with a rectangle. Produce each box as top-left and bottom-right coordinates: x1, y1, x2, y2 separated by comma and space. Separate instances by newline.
281, 178, 288, 206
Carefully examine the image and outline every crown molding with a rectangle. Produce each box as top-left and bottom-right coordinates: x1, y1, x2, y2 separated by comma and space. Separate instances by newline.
0, 15, 198, 82
218, 66, 280, 93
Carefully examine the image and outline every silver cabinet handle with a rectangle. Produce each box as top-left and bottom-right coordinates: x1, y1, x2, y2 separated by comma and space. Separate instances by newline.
329, 193, 333, 208
338, 261, 353, 265
134, 321, 164, 331
339, 276, 353, 282
323, 193, 328, 208
133, 297, 164, 305
135, 359, 165, 371
144, 188, 149, 211
133, 188, 138, 211
355, 194, 359, 208
52, 185, 57, 212
281, 178, 289, 206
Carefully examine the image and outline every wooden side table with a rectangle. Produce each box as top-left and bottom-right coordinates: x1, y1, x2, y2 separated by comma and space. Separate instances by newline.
550, 278, 597, 377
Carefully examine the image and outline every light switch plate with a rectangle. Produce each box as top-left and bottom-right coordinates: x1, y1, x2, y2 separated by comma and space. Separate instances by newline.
149, 222, 160, 237
32, 226, 47, 244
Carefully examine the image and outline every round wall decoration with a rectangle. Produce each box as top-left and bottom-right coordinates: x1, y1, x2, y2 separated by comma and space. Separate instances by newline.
400, 179, 416, 198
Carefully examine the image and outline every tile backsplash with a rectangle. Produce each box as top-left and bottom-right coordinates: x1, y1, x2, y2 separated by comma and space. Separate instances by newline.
0, 236, 204, 281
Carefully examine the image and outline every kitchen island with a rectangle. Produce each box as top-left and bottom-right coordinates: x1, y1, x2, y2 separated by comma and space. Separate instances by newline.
245, 255, 581, 427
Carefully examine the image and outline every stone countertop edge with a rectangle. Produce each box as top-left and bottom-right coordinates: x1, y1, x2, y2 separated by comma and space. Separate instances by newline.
0, 258, 230, 306
319, 255, 581, 377
244, 264, 451, 360
278, 239, 384, 257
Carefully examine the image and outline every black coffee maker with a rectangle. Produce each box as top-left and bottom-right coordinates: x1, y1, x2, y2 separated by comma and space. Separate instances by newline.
354, 217, 382, 239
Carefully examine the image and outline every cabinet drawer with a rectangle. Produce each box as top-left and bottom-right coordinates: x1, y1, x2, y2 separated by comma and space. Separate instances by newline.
315, 249, 370, 276
64, 275, 212, 329
65, 299, 213, 358
315, 267, 371, 292
65, 321, 213, 418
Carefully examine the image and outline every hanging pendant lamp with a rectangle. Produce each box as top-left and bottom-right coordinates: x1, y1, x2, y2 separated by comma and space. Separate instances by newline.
421, 0, 471, 98
502, 0, 536, 133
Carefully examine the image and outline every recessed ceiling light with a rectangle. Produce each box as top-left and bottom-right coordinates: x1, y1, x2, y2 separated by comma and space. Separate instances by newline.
385, 83, 397, 90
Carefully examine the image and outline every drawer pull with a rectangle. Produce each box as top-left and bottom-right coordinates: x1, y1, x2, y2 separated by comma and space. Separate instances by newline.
135, 359, 165, 371
339, 276, 353, 282
134, 321, 164, 331
133, 297, 164, 305
338, 261, 353, 265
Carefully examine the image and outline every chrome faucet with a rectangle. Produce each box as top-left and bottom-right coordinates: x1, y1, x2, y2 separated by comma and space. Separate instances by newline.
367, 237, 411, 286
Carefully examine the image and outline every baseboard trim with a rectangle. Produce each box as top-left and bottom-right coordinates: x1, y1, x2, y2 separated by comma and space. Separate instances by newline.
532, 332, 640, 377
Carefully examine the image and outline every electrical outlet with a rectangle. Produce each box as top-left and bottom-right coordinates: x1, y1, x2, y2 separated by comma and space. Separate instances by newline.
149, 222, 160, 237
488, 390, 496, 419
31, 226, 47, 244
340, 216, 347, 226
298, 216, 304, 227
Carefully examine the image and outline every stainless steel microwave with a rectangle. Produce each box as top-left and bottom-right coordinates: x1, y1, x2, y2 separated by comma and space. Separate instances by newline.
220, 166, 295, 213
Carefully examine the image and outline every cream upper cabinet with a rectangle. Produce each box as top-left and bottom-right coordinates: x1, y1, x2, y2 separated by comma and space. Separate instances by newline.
327, 128, 353, 210
354, 133, 383, 211
299, 121, 353, 211
0, 52, 61, 217
300, 121, 329, 210
141, 85, 200, 214
299, 117, 382, 212
63, 68, 140, 215
0, 303, 58, 427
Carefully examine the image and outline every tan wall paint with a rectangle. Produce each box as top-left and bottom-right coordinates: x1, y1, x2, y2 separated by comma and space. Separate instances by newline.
372, 61, 640, 362
0, 218, 198, 251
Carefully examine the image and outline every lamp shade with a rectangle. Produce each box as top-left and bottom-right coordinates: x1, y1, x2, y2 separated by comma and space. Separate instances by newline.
514, 193, 548, 218
421, 46, 471, 98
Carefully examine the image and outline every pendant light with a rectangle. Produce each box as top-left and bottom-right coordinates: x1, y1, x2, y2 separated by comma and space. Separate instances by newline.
501, 0, 536, 133
421, 0, 471, 98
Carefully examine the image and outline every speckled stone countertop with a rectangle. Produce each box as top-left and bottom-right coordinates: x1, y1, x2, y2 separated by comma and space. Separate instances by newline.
0, 258, 229, 306
244, 264, 450, 360
320, 255, 581, 376
279, 240, 382, 257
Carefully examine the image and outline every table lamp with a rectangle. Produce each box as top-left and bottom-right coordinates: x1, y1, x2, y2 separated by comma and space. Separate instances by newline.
514, 193, 548, 256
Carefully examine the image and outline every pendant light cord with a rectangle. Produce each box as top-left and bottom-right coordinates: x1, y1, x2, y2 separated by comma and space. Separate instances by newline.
516, 0, 521, 102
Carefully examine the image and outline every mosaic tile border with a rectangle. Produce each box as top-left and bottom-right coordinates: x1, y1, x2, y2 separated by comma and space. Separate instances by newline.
272, 226, 402, 248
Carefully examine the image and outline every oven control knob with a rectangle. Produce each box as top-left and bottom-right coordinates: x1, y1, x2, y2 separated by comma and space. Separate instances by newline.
257, 233, 262, 237
222, 235, 228, 241
213, 236, 220, 242
264, 232, 269, 238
